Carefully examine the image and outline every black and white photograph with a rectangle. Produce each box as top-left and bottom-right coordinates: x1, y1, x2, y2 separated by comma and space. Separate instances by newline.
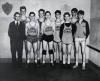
0, 0, 100, 81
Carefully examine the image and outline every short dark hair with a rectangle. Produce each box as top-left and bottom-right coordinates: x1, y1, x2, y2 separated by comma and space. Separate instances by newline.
29, 12, 35, 16
71, 8, 78, 13
45, 11, 51, 16
77, 10, 84, 15
38, 9, 45, 14
55, 10, 61, 15
20, 6, 26, 11
14, 12, 20, 17
63, 12, 70, 17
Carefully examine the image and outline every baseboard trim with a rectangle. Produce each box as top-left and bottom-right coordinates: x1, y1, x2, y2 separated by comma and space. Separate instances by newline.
88, 60, 100, 69
88, 60, 100, 76
0, 58, 88, 63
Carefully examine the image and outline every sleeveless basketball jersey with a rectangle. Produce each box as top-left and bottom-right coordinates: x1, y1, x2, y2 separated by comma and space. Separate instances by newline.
44, 22, 53, 35
27, 23, 37, 36
54, 20, 62, 42
62, 23, 73, 44
21, 15, 27, 23
71, 17, 78, 24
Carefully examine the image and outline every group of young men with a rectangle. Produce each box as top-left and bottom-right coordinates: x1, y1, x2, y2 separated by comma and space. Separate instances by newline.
8, 6, 90, 70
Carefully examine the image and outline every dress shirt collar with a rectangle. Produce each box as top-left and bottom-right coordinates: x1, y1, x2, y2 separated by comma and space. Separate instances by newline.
15, 21, 20, 25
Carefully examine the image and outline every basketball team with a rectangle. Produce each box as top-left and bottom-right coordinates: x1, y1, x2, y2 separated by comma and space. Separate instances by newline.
8, 6, 90, 70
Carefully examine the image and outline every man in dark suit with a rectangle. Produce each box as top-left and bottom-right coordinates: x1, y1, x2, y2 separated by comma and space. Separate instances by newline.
8, 12, 25, 68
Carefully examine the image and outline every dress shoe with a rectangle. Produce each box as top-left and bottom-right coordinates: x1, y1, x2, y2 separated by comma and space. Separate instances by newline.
51, 63, 55, 68
73, 65, 78, 69
25, 63, 30, 68
40, 63, 45, 68
62, 64, 66, 69
82, 66, 85, 70
60, 61, 63, 67
67, 64, 72, 69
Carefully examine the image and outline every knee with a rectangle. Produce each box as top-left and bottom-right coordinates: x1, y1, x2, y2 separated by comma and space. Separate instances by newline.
82, 51, 85, 55
68, 52, 71, 55
34, 50, 38, 54
27, 50, 31, 54
82, 49, 85, 54
42, 50, 46, 55
75, 49, 78, 54
49, 50, 53, 54
54, 48, 56, 52
58, 49, 61, 53
63, 50, 66, 55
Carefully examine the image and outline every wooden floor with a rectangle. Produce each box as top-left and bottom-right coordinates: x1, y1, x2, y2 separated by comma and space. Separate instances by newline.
0, 62, 100, 81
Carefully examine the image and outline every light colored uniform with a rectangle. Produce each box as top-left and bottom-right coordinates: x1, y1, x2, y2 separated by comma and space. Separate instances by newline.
54, 20, 62, 42
26, 22, 38, 43
20, 15, 30, 23
62, 23, 73, 44
71, 17, 78, 24
44, 22, 54, 35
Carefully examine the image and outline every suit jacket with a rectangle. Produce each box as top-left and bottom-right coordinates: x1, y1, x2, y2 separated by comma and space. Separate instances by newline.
8, 21, 25, 40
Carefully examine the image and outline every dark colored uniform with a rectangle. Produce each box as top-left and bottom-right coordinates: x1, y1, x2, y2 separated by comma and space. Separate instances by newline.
60, 23, 73, 44
42, 22, 54, 42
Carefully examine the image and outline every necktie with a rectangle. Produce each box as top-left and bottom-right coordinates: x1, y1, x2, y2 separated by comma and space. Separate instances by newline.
16, 21, 18, 26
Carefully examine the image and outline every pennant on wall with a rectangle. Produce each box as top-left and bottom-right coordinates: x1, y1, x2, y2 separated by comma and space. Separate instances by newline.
2, 2, 13, 15
31, 3, 40, 12
60, 4, 71, 13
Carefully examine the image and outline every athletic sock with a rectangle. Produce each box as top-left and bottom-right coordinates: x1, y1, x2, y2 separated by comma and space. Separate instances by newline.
35, 60, 37, 63
63, 61, 66, 64
37, 58, 40, 60
82, 62, 85, 67
27, 60, 30, 64
67, 61, 70, 64
43, 61, 45, 64
76, 61, 78, 66
50, 61, 53, 64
